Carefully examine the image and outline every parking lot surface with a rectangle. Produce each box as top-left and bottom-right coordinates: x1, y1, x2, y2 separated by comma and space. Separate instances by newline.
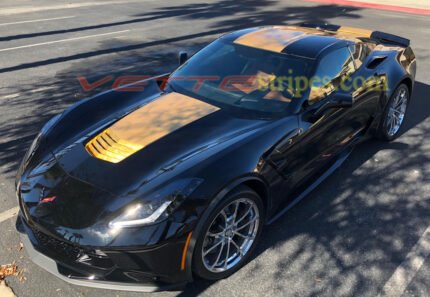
0, 1, 429, 296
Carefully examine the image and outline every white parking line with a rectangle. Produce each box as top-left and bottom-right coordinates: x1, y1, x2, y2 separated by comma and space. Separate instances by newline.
0, 16, 75, 26
0, 1, 147, 16
0, 93, 20, 100
0, 206, 19, 224
0, 30, 130, 53
378, 226, 430, 297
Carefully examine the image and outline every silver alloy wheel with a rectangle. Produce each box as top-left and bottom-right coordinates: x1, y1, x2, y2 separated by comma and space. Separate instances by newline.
202, 198, 260, 273
386, 87, 408, 137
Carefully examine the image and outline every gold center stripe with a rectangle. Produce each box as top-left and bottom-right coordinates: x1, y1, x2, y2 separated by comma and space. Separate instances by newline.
85, 92, 219, 163
337, 26, 372, 38
234, 27, 307, 53
233, 25, 373, 53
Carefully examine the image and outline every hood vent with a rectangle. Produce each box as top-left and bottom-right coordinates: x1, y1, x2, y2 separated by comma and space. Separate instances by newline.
85, 129, 142, 163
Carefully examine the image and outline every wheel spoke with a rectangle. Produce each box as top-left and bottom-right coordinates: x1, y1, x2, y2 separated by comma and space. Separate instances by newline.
395, 96, 406, 109
236, 216, 258, 231
207, 230, 224, 237
203, 239, 224, 256
234, 230, 254, 240
220, 210, 228, 227
211, 241, 225, 269
393, 96, 400, 107
392, 109, 402, 116
398, 90, 404, 101
394, 100, 404, 109
389, 114, 396, 128
223, 239, 231, 268
230, 238, 244, 256
232, 201, 239, 222
235, 205, 252, 225
390, 117, 396, 134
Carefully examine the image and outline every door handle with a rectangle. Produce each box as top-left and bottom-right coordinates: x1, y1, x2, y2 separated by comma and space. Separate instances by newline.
274, 128, 303, 154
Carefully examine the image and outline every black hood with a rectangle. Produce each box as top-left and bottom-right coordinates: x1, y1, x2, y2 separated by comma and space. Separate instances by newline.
54, 99, 269, 194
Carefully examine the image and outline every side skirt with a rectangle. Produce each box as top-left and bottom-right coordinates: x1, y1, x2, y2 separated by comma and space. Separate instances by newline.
266, 147, 353, 225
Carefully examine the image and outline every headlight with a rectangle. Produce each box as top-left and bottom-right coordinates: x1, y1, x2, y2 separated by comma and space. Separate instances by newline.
109, 178, 203, 228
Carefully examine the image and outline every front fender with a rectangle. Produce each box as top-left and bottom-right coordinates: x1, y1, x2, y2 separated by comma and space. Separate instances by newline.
183, 174, 269, 282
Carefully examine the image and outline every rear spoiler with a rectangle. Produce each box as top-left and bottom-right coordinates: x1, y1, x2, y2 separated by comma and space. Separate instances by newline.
300, 23, 410, 47
369, 31, 410, 47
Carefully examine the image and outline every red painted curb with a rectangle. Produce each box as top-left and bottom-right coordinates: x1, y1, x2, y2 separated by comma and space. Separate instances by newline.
305, 0, 430, 16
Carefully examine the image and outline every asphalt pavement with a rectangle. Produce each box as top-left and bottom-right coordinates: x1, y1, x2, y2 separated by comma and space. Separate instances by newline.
0, 1, 429, 296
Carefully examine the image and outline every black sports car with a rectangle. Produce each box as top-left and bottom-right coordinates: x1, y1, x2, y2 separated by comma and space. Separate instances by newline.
16, 24, 416, 292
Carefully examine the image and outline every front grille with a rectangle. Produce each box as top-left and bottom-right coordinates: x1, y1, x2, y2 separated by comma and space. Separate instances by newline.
85, 129, 141, 163
32, 228, 114, 270
33, 228, 83, 260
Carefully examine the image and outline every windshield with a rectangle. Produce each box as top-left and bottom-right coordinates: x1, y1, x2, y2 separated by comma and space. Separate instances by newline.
167, 39, 311, 117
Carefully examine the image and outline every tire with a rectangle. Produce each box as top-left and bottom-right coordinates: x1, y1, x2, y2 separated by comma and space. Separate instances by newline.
192, 185, 264, 280
377, 83, 410, 141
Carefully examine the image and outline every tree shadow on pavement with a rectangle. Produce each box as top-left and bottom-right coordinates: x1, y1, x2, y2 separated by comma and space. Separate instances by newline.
136, 1, 361, 30
1, 0, 430, 296
0, 0, 320, 42
0, 2, 361, 74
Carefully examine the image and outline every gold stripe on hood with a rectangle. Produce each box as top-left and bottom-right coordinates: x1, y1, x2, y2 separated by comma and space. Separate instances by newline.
85, 92, 219, 163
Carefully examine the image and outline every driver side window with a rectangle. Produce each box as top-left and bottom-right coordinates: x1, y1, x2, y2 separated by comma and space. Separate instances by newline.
308, 47, 355, 105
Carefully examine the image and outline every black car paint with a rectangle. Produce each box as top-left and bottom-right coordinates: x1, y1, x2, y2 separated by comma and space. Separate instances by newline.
16, 27, 416, 290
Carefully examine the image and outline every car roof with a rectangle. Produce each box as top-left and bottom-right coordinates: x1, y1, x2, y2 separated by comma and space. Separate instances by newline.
221, 26, 364, 59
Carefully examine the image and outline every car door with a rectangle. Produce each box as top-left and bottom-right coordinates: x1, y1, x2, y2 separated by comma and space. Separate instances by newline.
347, 42, 384, 125
269, 46, 377, 208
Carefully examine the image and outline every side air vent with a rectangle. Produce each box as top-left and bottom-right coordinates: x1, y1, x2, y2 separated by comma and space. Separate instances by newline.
366, 55, 387, 69
85, 129, 142, 163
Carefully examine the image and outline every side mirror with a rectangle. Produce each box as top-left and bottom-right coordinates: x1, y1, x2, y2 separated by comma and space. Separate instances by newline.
314, 92, 353, 116
178, 51, 188, 66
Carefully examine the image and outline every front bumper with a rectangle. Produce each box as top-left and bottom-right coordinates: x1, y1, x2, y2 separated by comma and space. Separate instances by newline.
17, 215, 190, 292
